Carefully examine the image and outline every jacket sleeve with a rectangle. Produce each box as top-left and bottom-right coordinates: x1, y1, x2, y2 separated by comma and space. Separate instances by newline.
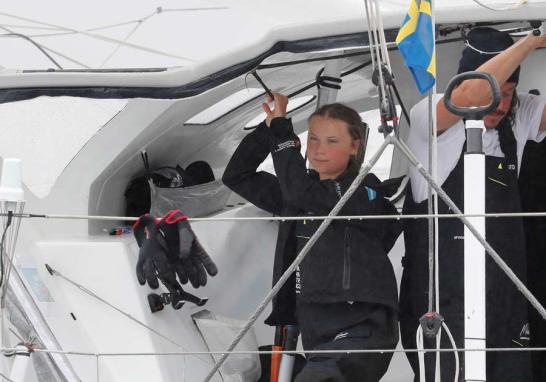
222, 122, 283, 215
268, 117, 386, 217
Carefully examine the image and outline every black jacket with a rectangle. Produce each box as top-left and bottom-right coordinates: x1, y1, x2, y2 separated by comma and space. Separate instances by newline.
222, 118, 401, 326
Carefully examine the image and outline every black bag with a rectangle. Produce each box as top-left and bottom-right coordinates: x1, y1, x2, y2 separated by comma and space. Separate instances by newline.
124, 152, 227, 219
124, 152, 196, 218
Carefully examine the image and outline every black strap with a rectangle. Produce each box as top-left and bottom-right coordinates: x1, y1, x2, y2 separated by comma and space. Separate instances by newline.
315, 68, 342, 90
141, 150, 153, 183
141, 150, 150, 172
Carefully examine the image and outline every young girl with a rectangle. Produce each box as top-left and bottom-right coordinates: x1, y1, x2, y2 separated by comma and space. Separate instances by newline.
222, 93, 401, 381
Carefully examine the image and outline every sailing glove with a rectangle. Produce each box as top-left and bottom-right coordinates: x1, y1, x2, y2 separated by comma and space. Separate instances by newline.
133, 214, 180, 290
157, 210, 218, 288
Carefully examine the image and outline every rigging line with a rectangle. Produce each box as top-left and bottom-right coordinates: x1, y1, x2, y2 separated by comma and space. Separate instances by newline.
14, 345, 546, 357
0, 24, 62, 31
429, 4, 442, 379
0, 371, 14, 382
372, 0, 393, 73
0, 30, 62, 69
430, 0, 441, 323
442, 323, 460, 382
369, 0, 388, 94
427, 91, 435, 314
472, 0, 528, 12
202, 136, 393, 382
87, 19, 143, 33
0, 27, 90, 69
0, 202, 24, 307
0, 12, 194, 63
365, 0, 389, 127
100, 19, 146, 68
25, 20, 146, 38
365, 0, 382, 80
3, 211, 546, 222
392, 135, 546, 322
0, 211, 12, 290
43, 264, 212, 365
37, 44, 91, 69
363, 0, 377, 72
22, 7, 228, 39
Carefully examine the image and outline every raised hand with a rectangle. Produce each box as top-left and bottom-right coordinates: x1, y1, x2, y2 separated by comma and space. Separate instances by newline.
262, 92, 289, 127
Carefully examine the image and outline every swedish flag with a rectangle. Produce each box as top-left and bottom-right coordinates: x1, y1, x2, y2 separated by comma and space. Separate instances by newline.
396, 0, 436, 94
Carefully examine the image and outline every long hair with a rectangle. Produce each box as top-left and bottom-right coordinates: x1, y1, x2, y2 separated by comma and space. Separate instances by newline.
505, 91, 519, 128
308, 103, 368, 175
495, 91, 520, 168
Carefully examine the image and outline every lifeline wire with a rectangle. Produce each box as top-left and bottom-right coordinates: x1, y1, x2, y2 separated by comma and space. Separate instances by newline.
4, 345, 546, 357
3, 212, 546, 222
45, 264, 212, 365
202, 136, 393, 382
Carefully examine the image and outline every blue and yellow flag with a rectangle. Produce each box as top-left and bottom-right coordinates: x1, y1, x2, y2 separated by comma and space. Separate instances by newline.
396, 0, 436, 94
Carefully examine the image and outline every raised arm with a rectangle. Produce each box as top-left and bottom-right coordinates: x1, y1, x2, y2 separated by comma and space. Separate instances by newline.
437, 32, 546, 133
222, 123, 283, 215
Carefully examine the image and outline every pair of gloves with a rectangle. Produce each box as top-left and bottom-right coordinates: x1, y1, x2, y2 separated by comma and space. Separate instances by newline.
132, 210, 218, 295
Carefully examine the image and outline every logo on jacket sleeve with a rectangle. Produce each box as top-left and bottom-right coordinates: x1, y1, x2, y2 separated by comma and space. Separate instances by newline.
334, 181, 342, 198
365, 186, 377, 200
295, 266, 301, 294
274, 140, 300, 152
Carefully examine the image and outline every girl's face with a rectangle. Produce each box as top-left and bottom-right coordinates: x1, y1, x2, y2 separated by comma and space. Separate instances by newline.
307, 115, 359, 180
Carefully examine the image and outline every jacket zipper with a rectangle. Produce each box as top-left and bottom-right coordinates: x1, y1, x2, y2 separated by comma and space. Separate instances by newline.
343, 227, 351, 290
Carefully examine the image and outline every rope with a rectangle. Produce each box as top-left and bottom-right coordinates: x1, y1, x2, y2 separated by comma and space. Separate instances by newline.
202, 137, 393, 382
372, 0, 393, 73
472, 0, 528, 12
442, 323, 460, 382
364, 0, 388, 102
416, 323, 460, 382
426, 1, 443, 379
427, 93, 435, 315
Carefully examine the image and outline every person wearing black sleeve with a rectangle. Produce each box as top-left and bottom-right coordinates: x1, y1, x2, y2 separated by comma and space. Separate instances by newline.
223, 93, 402, 381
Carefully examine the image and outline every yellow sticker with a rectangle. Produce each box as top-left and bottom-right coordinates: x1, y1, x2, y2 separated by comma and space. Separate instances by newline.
498, 163, 503, 170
